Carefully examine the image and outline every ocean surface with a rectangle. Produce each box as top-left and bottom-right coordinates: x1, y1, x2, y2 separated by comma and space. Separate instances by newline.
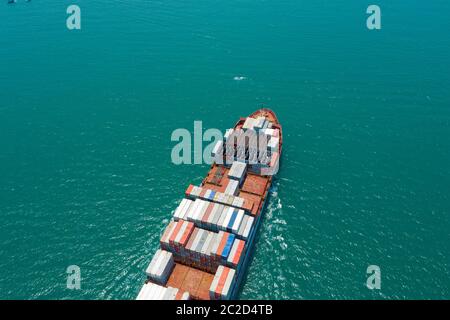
1, 1, 449, 299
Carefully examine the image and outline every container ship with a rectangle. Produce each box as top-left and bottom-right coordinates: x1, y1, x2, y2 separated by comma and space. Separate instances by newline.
136, 109, 282, 300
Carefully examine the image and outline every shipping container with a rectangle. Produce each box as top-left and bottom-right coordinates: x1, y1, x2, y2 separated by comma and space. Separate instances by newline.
224, 179, 239, 196
209, 265, 236, 300
145, 249, 174, 285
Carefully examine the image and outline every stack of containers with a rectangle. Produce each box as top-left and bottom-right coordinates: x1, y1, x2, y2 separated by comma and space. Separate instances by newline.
185, 198, 201, 221
228, 161, 247, 186
170, 220, 195, 252
194, 199, 212, 227
145, 249, 174, 285
209, 265, 236, 300
218, 207, 245, 234
160, 220, 175, 251
160, 220, 195, 253
199, 201, 217, 229
224, 179, 239, 196
210, 231, 235, 264
232, 196, 245, 209
204, 203, 225, 232
179, 198, 243, 236
236, 214, 254, 240
173, 198, 193, 221
184, 185, 254, 216
136, 283, 190, 300
226, 239, 245, 269
183, 227, 218, 272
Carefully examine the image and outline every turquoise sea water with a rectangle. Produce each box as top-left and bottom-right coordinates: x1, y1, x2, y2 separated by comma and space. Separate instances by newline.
1, 1, 449, 299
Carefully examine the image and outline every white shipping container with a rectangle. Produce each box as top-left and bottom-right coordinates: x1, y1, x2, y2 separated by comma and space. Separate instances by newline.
153, 253, 168, 278
152, 284, 164, 300
190, 199, 200, 221
206, 232, 218, 257
231, 209, 244, 234
195, 230, 209, 254
143, 283, 157, 300
187, 199, 201, 221
228, 161, 247, 182
237, 215, 249, 238
201, 232, 214, 256
204, 189, 212, 200
179, 199, 193, 220
173, 199, 185, 220
206, 203, 219, 227
242, 216, 254, 240
147, 250, 174, 285
221, 207, 234, 231
224, 179, 239, 196
190, 229, 204, 252
216, 206, 227, 229
162, 287, 177, 300
209, 265, 236, 300
221, 268, 236, 299
145, 249, 162, 277
232, 197, 244, 208
136, 284, 149, 300
212, 204, 224, 228
197, 200, 209, 223
148, 250, 165, 276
